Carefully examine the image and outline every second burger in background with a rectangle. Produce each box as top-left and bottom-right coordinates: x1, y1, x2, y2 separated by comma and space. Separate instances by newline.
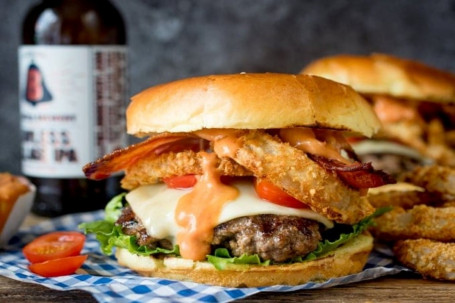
80, 73, 393, 287
303, 54, 455, 281
302, 53, 455, 176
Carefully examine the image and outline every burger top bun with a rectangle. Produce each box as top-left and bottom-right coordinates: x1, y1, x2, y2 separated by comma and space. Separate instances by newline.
302, 53, 455, 103
127, 73, 380, 138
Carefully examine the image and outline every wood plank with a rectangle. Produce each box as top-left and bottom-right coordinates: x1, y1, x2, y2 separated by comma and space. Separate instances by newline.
1, 272, 455, 302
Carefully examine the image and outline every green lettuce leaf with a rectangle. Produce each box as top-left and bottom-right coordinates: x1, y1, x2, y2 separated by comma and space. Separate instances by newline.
207, 248, 270, 270
79, 193, 179, 257
299, 206, 392, 262
105, 192, 126, 223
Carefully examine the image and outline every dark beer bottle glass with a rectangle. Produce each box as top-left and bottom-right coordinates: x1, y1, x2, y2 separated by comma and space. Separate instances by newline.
19, 0, 127, 216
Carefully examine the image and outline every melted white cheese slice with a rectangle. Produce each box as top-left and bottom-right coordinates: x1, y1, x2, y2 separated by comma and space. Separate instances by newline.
126, 180, 334, 245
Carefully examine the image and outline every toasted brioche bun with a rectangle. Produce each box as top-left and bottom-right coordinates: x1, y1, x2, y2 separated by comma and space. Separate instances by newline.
302, 54, 455, 103
127, 73, 380, 137
115, 233, 373, 287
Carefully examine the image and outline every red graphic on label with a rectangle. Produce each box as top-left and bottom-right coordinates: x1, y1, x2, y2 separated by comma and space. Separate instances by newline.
25, 62, 52, 105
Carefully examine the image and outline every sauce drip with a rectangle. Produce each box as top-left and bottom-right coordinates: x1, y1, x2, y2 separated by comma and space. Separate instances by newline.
372, 95, 419, 123
175, 152, 239, 261
280, 128, 350, 164
195, 129, 243, 158
195, 129, 243, 142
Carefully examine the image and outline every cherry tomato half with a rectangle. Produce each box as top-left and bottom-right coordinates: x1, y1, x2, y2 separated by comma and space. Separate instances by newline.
28, 255, 88, 277
163, 174, 198, 189
254, 179, 308, 209
23, 231, 85, 264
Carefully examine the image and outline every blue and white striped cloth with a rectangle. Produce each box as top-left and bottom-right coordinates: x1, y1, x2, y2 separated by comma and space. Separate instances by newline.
0, 211, 408, 303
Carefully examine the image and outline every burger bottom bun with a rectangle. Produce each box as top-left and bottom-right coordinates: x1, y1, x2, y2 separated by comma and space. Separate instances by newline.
115, 233, 373, 287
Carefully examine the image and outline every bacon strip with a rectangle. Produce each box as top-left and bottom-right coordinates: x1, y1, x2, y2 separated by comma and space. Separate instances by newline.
83, 133, 204, 180
310, 155, 395, 189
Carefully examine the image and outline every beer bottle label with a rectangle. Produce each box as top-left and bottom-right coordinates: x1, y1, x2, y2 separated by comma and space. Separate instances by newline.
18, 46, 128, 178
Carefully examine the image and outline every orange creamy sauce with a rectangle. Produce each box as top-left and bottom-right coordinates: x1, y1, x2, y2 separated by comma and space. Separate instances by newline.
279, 128, 350, 164
196, 129, 243, 158
372, 95, 419, 123
175, 152, 239, 261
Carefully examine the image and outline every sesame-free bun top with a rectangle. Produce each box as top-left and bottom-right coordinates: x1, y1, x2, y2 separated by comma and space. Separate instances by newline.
127, 73, 380, 137
302, 54, 455, 103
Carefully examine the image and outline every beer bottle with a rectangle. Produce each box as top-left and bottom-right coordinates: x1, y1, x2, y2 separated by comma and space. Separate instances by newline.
19, 0, 127, 216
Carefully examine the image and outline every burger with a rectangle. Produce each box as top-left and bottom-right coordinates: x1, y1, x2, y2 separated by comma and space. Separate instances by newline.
302, 53, 455, 176
80, 73, 392, 287
302, 55, 455, 281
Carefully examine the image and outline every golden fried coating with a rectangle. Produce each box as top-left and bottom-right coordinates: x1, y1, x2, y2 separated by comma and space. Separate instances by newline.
373, 165, 455, 281
441, 200, 455, 207
368, 190, 433, 209
394, 239, 455, 280
213, 130, 374, 224
399, 165, 455, 201
121, 150, 252, 190
425, 119, 455, 167
367, 183, 433, 209
372, 205, 455, 241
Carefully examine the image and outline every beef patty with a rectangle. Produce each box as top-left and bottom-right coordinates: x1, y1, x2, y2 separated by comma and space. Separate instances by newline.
212, 215, 321, 262
116, 207, 322, 262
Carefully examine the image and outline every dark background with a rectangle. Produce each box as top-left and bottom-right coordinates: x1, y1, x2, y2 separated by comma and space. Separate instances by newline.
2, 0, 455, 175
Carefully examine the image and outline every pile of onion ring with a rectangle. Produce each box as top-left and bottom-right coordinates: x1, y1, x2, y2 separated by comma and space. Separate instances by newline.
369, 164, 455, 280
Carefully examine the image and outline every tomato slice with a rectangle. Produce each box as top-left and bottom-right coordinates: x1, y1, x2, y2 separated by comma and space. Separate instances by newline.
254, 179, 308, 209
28, 255, 88, 277
163, 174, 198, 189
22, 231, 85, 264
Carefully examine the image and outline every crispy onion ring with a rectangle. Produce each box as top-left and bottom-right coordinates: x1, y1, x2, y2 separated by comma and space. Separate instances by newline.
371, 205, 455, 242
367, 185, 432, 209
394, 239, 455, 280
212, 130, 374, 224
120, 150, 252, 190
399, 165, 455, 201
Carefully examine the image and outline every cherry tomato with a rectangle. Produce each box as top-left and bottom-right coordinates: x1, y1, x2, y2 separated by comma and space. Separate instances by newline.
28, 255, 88, 277
23, 231, 85, 264
163, 174, 198, 189
254, 179, 308, 209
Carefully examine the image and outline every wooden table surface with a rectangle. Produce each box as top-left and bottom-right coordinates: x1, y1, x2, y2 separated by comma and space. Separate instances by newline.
1, 214, 455, 302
